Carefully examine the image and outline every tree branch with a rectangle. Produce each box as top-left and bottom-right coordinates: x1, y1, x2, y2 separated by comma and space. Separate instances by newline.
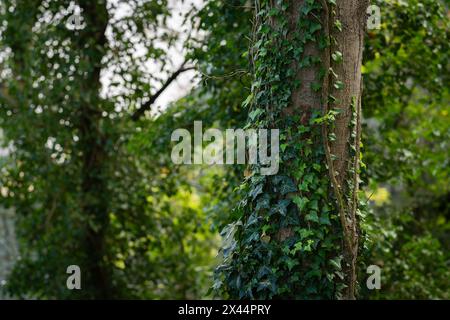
131, 63, 195, 121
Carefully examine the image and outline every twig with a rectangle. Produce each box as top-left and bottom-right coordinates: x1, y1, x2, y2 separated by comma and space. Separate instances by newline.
131, 62, 195, 121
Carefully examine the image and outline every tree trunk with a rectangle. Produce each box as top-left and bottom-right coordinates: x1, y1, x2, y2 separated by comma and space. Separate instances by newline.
76, 0, 112, 299
325, 0, 367, 299
2, 0, 113, 299
218, 0, 367, 299
289, 0, 368, 300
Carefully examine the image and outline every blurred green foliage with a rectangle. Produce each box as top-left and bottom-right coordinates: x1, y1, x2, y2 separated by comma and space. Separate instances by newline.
360, 0, 449, 299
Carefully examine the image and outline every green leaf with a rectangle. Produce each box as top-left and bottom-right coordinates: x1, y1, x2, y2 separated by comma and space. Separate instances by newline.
306, 212, 319, 223
319, 212, 331, 225
329, 256, 342, 269
311, 82, 322, 92
334, 81, 344, 90
286, 258, 299, 271
334, 20, 342, 31
298, 228, 314, 239
243, 93, 254, 108
293, 196, 309, 211
332, 51, 343, 63
249, 108, 263, 120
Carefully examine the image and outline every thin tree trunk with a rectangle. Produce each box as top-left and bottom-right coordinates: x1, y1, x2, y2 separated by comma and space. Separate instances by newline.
76, 0, 112, 299
323, 0, 367, 299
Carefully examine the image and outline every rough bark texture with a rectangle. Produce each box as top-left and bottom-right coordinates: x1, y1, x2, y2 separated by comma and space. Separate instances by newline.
328, 0, 367, 300
330, 1, 367, 184
287, 0, 367, 299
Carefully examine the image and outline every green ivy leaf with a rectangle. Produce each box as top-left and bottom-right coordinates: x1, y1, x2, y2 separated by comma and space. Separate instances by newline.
332, 51, 343, 63
306, 212, 319, 223
293, 196, 309, 211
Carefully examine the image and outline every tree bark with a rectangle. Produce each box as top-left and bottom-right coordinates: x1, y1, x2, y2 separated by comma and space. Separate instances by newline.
228, 0, 368, 299
280, 0, 366, 298
76, 0, 112, 299
324, 0, 367, 300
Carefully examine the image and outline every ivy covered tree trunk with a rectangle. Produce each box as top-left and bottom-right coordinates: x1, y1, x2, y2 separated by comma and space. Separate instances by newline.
216, 0, 367, 299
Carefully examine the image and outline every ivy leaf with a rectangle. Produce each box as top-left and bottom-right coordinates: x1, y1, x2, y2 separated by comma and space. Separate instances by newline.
298, 180, 310, 192
271, 199, 291, 216
335, 270, 345, 280
293, 196, 309, 211
212, 279, 223, 291
302, 5, 313, 15
298, 125, 310, 134
257, 266, 272, 278
299, 56, 312, 68
328, 132, 337, 141
319, 212, 331, 225
334, 81, 344, 90
310, 199, 319, 211
311, 82, 322, 92
246, 213, 259, 227
332, 51, 343, 63
330, 256, 343, 269
272, 175, 297, 195
305, 268, 321, 279
306, 212, 319, 223
249, 108, 263, 120
255, 194, 270, 211
286, 258, 299, 271
291, 241, 303, 255
304, 239, 314, 252
298, 228, 314, 239
309, 22, 322, 34
249, 184, 264, 200
242, 93, 254, 108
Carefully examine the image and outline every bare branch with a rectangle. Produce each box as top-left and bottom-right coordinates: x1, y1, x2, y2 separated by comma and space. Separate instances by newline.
131, 63, 195, 121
